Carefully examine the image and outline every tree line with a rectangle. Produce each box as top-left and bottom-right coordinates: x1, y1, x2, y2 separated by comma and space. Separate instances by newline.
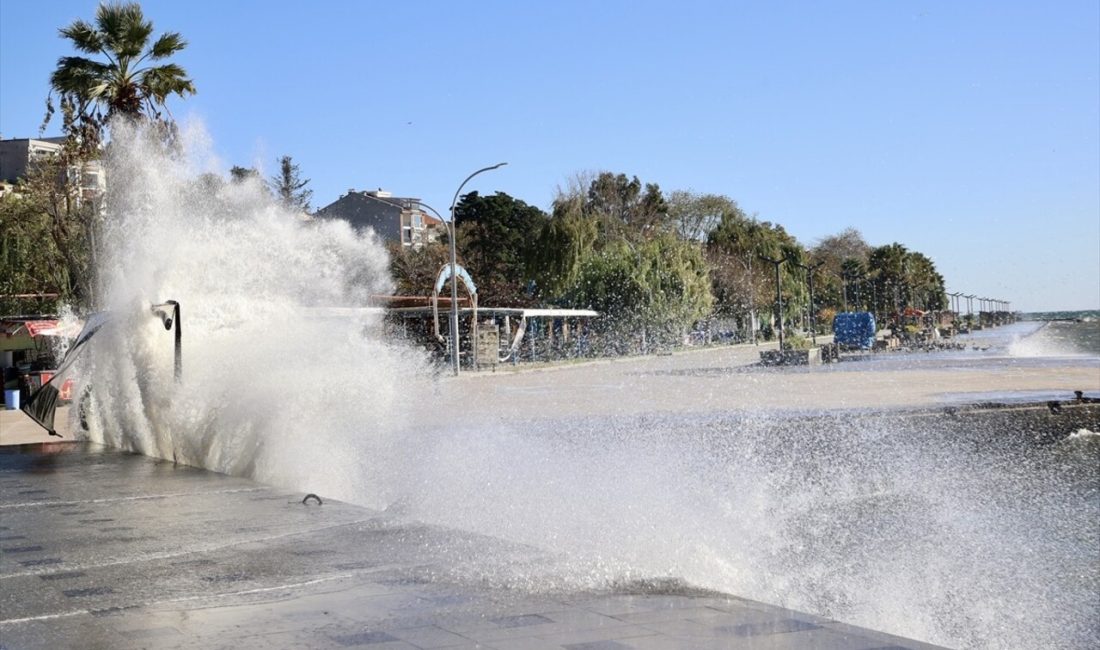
390, 171, 948, 350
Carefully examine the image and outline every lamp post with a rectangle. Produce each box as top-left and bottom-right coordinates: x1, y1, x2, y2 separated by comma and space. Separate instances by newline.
758, 255, 787, 349
947, 291, 961, 317
150, 300, 182, 381
448, 163, 507, 376
838, 270, 849, 313
789, 260, 823, 345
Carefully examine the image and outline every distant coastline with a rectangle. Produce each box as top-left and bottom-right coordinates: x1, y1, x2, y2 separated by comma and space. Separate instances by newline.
1021, 310, 1099, 321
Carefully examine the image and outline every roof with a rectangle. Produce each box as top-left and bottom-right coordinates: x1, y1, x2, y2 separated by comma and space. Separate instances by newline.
385, 306, 599, 319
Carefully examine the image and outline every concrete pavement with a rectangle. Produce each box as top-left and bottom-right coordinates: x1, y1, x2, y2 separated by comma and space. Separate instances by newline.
1, 442, 947, 650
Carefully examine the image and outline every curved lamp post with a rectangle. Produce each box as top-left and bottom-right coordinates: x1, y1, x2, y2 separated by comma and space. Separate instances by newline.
448, 163, 507, 376
758, 255, 787, 349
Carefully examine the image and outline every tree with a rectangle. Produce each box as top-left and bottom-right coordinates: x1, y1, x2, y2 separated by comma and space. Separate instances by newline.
43, 1, 196, 153
667, 191, 736, 242
865, 244, 945, 315
387, 241, 451, 297
564, 234, 713, 351
452, 191, 547, 306
528, 202, 599, 299
809, 228, 871, 314
527, 172, 714, 347
840, 256, 869, 311
707, 209, 805, 333
868, 243, 910, 316
229, 166, 261, 184
268, 155, 313, 212
0, 156, 96, 311
584, 172, 670, 238
904, 251, 947, 310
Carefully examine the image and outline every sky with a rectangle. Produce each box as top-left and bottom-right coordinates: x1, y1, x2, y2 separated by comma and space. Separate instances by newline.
1, 1, 1097, 312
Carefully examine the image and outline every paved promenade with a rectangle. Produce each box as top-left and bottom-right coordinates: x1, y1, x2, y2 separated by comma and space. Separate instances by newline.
1, 443, 946, 650
438, 342, 1100, 425
1, 336, 1095, 648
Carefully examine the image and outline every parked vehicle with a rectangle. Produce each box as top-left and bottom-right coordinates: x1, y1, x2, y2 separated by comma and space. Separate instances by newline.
833, 311, 877, 350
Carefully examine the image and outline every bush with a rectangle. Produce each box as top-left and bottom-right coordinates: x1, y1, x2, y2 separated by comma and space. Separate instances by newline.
783, 333, 811, 350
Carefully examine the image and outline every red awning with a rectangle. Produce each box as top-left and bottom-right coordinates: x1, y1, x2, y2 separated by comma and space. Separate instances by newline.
1, 319, 79, 338
26, 320, 64, 337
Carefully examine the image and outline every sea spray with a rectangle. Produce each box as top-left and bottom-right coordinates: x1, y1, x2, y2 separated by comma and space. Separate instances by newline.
68, 123, 1099, 650
393, 410, 1098, 649
76, 121, 431, 498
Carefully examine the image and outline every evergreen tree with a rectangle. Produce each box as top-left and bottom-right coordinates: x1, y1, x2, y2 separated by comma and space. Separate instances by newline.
268, 155, 313, 212
453, 191, 546, 306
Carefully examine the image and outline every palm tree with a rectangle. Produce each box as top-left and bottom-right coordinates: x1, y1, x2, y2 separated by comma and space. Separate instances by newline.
44, 2, 195, 147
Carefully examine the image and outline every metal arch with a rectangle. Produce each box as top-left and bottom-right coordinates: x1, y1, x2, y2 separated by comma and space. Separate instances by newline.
432, 263, 478, 345
433, 264, 477, 297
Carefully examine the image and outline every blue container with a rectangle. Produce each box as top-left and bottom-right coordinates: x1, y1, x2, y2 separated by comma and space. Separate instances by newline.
833, 312, 877, 349
4, 389, 20, 410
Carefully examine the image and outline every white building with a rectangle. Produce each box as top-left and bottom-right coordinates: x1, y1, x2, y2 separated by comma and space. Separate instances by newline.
0, 137, 105, 202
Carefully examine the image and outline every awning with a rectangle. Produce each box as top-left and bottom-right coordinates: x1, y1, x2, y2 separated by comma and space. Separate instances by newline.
1, 319, 73, 338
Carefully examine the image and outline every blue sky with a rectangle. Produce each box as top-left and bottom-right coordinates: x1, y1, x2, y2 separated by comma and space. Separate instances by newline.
2, 1, 1097, 311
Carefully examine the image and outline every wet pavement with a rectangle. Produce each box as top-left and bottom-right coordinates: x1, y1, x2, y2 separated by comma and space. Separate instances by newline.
0, 442, 947, 649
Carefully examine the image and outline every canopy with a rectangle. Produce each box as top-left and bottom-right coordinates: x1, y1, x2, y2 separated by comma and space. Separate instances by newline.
1, 319, 79, 338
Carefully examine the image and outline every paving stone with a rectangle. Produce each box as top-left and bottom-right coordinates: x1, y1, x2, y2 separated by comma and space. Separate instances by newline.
716, 618, 822, 637
493, 613, 555, 628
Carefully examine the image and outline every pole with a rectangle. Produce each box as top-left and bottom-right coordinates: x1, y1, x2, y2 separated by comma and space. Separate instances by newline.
759, 255, 786, 349
841, 272, 849, 313
448, 163, 507, 376
789, 260, 823, 345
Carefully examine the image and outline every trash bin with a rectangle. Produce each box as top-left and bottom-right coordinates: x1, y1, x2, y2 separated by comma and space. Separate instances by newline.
4, 389, 19, 410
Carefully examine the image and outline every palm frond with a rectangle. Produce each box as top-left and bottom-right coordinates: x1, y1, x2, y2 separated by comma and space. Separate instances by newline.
140, 64, 196, 102
97, 2, 152, 59
49, 57, 112, 95
148, 32, 187, 59
58, 19, 102, 54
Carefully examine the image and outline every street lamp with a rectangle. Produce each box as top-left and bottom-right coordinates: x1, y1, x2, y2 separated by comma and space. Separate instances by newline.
789, 259, 823, 345
758, 255, 787, 349
947, 291, 962, 316
448, 163, 508, 376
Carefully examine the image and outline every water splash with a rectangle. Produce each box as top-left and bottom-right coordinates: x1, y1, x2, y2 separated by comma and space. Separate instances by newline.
69, 123, 1099, 650
78, 121, 431, 497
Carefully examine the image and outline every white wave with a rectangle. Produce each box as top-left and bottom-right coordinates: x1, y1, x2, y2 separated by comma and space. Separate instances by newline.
75, 119, 431, 499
